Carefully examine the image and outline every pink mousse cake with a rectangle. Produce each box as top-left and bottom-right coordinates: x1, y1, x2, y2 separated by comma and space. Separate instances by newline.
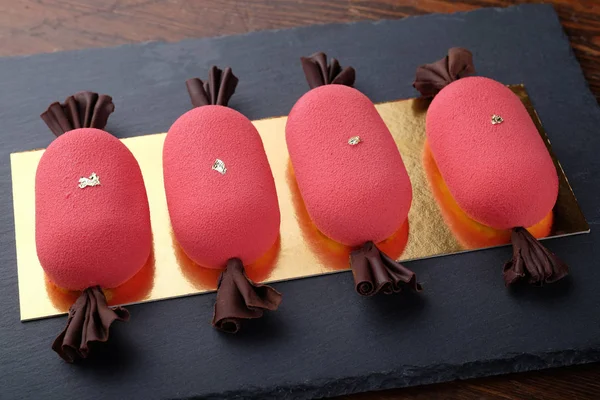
163, 66, 281, 333
37, 91, 151, 363
427, 76, 558, 229
163, 105, 280, 269
287, 84, 412, 246
414, 47, 568, 286
286, 52, 420, 297
37, 107, 151, 291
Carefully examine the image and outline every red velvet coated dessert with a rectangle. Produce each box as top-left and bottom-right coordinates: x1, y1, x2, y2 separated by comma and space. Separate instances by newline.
286, 52, 421, 297
37, 92, 152, 362
414, 48, 568, 286
163, 67, 282, 333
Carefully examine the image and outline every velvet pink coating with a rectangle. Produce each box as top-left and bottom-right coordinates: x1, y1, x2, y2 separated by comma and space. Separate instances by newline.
286, 85, 413, 247
163, 105, 280, 269
426, 76, 559, 229
35, 128, 152, 291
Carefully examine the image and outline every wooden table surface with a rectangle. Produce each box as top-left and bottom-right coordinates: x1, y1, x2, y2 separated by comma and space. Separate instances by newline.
2, 0, 599, 399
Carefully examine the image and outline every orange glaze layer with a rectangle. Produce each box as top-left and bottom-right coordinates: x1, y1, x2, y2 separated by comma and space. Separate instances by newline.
423, 140, 553, 249
287, 161, 409, 269
174, 232, 281, 290
46, 250, 156, 312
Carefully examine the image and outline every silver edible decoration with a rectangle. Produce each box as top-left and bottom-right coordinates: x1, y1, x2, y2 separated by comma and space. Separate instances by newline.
212, 159, 227, 175
348, 136, 362, 145
78, 172, 100, 189
491, 114, 504, 125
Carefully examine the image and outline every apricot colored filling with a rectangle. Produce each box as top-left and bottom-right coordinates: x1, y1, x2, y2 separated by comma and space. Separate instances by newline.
423, 140, 553, 249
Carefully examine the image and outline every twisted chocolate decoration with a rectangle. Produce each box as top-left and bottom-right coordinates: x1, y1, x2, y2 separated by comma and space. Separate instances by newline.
41, 91, 115, 137
504, 227, 569, 286
186, 66, 239, 108
413, 47, 476, 97
301, 52, 356, 89
52, 286, 129, 363
351, 241, 422, 296
212, 258, 282, 333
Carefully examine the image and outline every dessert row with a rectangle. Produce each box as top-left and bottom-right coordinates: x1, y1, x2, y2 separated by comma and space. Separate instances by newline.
34, 48, 567, 363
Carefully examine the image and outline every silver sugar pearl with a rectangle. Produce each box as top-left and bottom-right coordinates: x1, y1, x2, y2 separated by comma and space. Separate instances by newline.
212, 159, 227, 175
78, 172, 101, 189
348, 136, 362, 145
491, 114, 504, 125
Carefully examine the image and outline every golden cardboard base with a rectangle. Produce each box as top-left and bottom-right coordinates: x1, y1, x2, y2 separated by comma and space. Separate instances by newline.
11, 85, 588, 321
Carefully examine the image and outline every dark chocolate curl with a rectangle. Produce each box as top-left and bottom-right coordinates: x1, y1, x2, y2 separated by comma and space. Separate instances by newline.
413, 47, 475, 97
350, 241, 423, 296
503, 227, 569, 286
40, 91, 115, 137
186, 66, 239, 108
212, 258, 282, 333
52, 286, 129, 363
300, 52, 356, 89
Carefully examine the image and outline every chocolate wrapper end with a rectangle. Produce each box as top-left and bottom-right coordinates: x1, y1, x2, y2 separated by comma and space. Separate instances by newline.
186, 66, 239, 108
300, 51, 355, 89
413, 47, 475, 97
504, 227, 569, 286
52, 286, 129, 363
40, 91, 115, 136
351, 241, 422, 296
212, 258, 282, 333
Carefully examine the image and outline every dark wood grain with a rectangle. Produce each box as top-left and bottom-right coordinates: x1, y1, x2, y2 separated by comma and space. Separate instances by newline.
2, 1, 599, 399
337, 363, 600, 400
1, 0, 600, 102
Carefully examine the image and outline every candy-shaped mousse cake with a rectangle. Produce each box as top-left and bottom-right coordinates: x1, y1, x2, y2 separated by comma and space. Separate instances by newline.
163, 67, 282, 333
414, 48, 567, 286
286, 52, 421, 296
37, 92, 153, 362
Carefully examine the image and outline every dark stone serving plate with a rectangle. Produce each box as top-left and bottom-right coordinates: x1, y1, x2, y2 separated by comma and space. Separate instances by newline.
1, 4, 599, 399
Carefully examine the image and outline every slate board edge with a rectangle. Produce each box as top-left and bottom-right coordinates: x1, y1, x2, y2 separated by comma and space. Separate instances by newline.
2, 3, 600, 400
200, 350, 600, 400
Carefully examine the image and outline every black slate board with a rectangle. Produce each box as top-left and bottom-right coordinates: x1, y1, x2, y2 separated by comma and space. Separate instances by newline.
1, 4, 599, 399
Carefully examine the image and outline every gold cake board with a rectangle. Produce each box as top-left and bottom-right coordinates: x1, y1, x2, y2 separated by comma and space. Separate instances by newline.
10, 85, 589, 321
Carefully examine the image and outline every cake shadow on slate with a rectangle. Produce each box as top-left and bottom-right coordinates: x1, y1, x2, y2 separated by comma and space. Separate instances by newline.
36, 92, 153, 362
163, 66, 282, 333
285, 52, 421, 297
414, 48, 568, 287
